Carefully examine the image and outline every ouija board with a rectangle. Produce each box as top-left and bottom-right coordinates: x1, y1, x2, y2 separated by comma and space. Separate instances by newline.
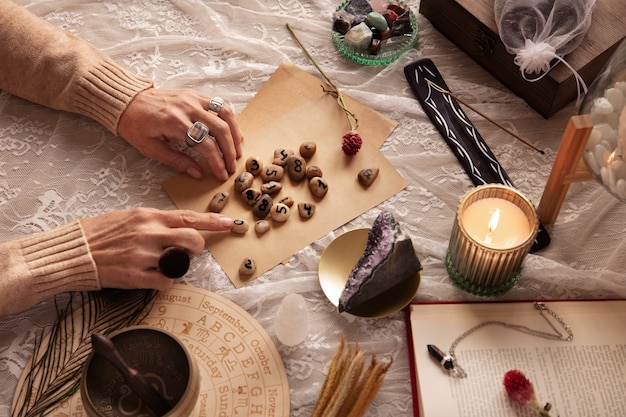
44, 284, 290, 417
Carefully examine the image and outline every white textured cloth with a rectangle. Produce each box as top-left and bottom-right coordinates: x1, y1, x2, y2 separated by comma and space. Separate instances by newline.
1, 1, 625, 417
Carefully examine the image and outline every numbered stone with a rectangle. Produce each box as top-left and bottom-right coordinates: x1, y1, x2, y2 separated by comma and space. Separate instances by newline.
239, 257, 256, 275
245, 156, 263, 176
255, 219, 270, 234
279, 195, 295, 208
253, 194, 273, 219
286, 155, 307, 181
232, 219, 249, 234
299, 141, 317, 159
261, 181, 282, 195
234, 172, 254, 194
358, 167, 380, 186
309, 176, 329, 198
270, 203, 291, 222
241, 188, 261, 206
298, 202, 316, 219
261, 164, 284, 182
306, 165, 323, 179
273, 148, 294, 166
208, 191, 229, 213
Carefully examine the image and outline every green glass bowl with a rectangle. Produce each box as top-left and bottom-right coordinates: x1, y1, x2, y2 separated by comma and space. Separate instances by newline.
332, 0, 418, 66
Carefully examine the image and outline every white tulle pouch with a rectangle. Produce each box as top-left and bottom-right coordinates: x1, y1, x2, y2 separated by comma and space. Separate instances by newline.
494, 0, 597, 102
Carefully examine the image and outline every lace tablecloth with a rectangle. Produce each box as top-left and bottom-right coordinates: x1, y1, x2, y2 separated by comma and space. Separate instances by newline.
2, 1, 625, 416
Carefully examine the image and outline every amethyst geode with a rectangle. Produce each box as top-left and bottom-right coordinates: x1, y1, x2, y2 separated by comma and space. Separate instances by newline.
338, 211, 421, 313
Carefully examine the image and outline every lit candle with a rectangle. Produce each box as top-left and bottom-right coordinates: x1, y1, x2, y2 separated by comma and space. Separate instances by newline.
447, 185, 539, 296
461, 198, 532, 249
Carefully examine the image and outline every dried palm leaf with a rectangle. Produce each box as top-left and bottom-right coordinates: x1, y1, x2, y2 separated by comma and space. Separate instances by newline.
11, 289, 157, 417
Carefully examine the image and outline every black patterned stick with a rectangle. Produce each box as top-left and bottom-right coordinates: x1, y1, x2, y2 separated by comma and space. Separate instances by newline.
404, 58, 550, 252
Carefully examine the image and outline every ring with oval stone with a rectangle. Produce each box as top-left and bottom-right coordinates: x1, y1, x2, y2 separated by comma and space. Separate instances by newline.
207, 96, 224, 115
158, 247, 190, 279
186, 121, 210, 147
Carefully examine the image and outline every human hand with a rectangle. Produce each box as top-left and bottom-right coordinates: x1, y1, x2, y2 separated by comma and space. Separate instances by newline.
79, 207, 234, 290
118, 88, 244, 181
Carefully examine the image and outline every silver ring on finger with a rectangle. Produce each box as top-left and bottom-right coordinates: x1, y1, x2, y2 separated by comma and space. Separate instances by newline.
186, 121, 210, 147
207, 96, 224, 115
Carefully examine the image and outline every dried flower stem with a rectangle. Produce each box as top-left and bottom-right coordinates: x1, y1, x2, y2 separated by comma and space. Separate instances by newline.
286, 23, 359, 132
308, 334, 392, 417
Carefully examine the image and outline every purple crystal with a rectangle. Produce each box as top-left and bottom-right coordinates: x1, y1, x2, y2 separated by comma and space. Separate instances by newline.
344, 0, 373, 16
338, 211, 421, 313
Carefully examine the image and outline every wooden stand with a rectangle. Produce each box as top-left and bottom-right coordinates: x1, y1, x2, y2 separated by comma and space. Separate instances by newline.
537, 114, 594, 224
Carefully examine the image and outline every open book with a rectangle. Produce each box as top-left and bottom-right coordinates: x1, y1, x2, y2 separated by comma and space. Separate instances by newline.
406, 300, 626, 417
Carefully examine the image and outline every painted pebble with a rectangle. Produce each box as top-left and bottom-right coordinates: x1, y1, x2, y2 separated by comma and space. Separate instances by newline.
298, 202, 316, 219
261, 164, 284, 182
245, 156, 263, 176
208, 191, 229, 213
286, 155, 307, 181
234, 171, 254, 194
270, 203, 290, 222
239, 258, 256, 275
306, 165, 323, 179
279, 195, 295, 207
273, 148, 294, 166
261, 181, 282, 195
241, 188, 261, 206
309, 176, 329, 198
358, 167, 380, 186
232, 219, 249, 234
299, 141, 317, 159
255, 219, 270, 234
253, 194, 273, 219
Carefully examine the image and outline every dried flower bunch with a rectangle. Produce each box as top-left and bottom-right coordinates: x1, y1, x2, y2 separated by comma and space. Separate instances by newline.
503, 369, 553, 417
286, 23, 363, 156
309, 334, 393, 417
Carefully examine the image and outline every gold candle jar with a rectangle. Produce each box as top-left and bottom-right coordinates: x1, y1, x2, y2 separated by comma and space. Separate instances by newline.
447, 184, 539, 296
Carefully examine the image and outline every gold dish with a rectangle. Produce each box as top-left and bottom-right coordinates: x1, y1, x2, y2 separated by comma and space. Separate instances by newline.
319, 228, 421, 318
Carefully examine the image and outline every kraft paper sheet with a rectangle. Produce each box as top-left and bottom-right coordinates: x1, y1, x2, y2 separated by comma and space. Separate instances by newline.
162, 62, 407, 287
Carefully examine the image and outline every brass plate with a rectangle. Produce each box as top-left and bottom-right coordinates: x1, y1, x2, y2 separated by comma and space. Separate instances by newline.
318, 229, 421, 318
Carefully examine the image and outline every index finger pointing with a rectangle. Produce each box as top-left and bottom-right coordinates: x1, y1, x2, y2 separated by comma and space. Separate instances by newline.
162, 210, 234, 231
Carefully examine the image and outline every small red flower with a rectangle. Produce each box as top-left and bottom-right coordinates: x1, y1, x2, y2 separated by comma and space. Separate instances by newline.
341, 131, 362, 156
503, 369, 535, 405
503, 369, 552, 417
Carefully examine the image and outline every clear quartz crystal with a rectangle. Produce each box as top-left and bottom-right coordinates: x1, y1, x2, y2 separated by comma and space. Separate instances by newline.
275, 294, 308, 346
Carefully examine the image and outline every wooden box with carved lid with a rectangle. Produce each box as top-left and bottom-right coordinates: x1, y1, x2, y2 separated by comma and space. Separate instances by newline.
419, 0, 625, 118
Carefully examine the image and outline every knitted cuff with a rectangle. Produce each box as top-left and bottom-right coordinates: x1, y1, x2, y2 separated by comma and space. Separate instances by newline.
73, 58, 153, 134
20, 220, 101, 296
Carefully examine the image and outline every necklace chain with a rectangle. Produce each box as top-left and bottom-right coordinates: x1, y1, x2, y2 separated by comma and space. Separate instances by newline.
447, 302, 574, 378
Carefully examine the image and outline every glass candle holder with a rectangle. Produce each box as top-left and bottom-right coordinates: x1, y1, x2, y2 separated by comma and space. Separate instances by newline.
447, 184, 539, 296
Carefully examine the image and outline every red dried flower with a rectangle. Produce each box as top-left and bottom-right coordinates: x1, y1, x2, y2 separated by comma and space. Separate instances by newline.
503, 369, 534, 405
503, 370, 552, 417
286, 24, 363, 157
342, 131, 363, 156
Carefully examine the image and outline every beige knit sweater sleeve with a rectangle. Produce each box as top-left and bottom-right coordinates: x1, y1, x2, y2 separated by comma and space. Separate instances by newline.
0, 0, 154, 134
0, 221, 101, 318
0, 1, 156, 317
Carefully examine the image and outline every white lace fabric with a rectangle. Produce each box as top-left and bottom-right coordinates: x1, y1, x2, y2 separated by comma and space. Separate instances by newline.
1, 1, 625, 416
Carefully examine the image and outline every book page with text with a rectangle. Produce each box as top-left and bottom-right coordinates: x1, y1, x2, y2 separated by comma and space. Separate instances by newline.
409, 300, 626, 417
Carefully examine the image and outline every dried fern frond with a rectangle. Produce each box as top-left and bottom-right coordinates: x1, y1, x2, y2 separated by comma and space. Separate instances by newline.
11, 289, 157, 417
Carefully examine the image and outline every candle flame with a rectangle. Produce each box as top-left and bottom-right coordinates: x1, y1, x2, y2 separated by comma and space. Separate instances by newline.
608, 150, 617, 164
488, 209, 501, 233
